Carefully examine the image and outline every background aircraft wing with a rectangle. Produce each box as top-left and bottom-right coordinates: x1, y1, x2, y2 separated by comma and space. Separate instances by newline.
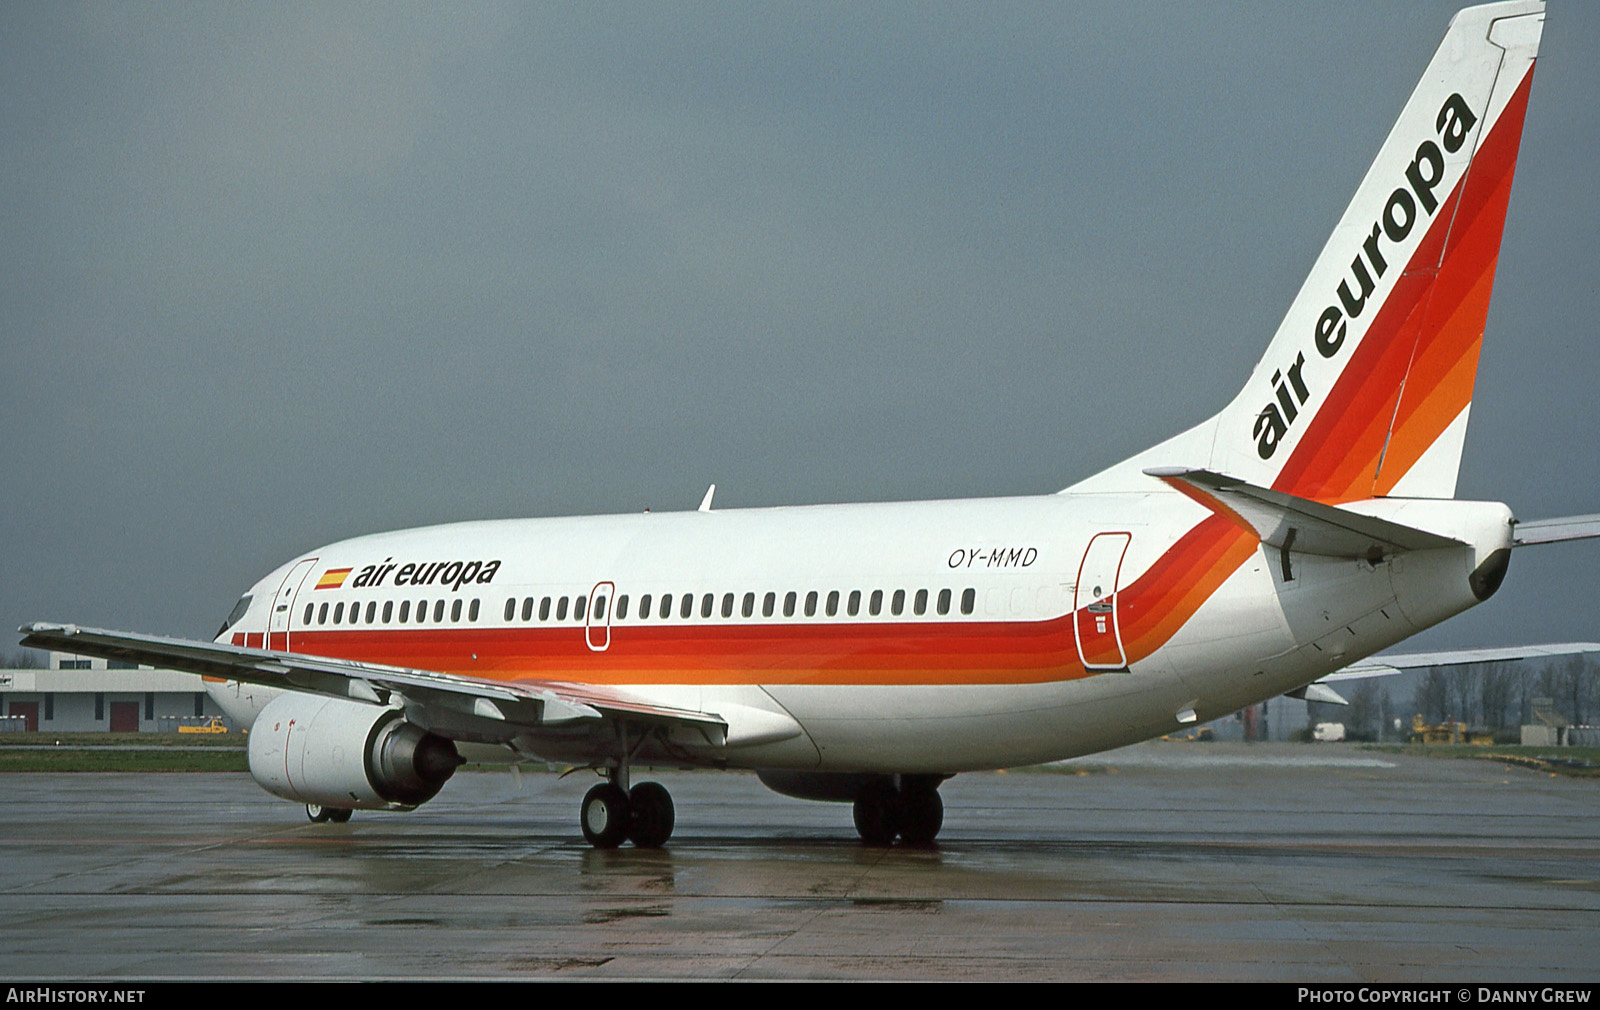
1322, 642, 1600, 681
17, 622, 729, 744
1285, 642, 1600, 707
1512, 514, 1600, 546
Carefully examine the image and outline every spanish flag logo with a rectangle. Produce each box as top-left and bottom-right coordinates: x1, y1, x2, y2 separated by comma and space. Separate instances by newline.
315, 567, 352, 590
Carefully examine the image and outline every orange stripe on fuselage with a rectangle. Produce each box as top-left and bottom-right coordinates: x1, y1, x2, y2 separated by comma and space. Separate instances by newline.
285, 510, 1262, 688
290, 619, 1086, 687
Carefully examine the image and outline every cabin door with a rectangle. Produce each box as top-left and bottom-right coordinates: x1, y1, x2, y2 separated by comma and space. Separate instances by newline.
269, 558, 319, 652
586, 581, 615, 652
1074, 532, 1131, 671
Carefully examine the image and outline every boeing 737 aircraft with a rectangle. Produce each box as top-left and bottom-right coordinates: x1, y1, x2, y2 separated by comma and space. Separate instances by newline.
22, 1, 1600, 848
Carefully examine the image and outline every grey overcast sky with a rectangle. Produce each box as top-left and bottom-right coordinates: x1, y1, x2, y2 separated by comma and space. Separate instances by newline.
3, 2, 1597, 652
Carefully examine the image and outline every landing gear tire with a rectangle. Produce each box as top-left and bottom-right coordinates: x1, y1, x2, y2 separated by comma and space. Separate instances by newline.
628, 782, 676, 848
852, 779, 901, 847
581, 783, 632, 849
898, 780, 943, 847
306, 804, 353, 824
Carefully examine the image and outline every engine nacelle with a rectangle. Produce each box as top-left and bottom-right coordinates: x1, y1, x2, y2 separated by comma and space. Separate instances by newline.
757, 769, 887, 803
248, 693, 463, 810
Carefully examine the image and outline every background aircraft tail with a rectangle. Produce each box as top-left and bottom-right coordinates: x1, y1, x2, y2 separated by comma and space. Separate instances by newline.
1071, 1, 1544, 503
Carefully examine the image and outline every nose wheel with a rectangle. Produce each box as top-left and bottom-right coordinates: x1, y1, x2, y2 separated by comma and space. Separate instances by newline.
852, 776, 944, 847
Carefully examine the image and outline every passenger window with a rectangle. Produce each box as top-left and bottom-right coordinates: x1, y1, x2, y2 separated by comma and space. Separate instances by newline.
847, 590, 860, 617
593, 595, 606, 620
680, 594, 693, 619
639, 594, 652, 620
318, 602, 329, 624
504, 598, 516, 622
398, 600, 410, 623
721, 593, 734, 618
700, 593, 713, 619
433, 599, 445, 622
417, 600, 428, 623
556, 597, 569, 621
350, 602, 361, 624
451, 599, 462, 623
616, 595, 628, 620
334, 602, 345, 623
743, 592, 756, 618
784, 591, 797, 617
961, 588, 976, 615
469, 599, 480, 622
869, 589, 882, 616
540, 596, 552, 621
522, 597, 535, 621
366, 601, 377, 623
805, 591, 818, 617
575, 596, 587, 621
892, 589, 905, 616
826, 590, 839, 617
763, 592, 775, 618
303, 603, 314, 624
914, 589, 928, 616
937, 589, 952, 615
663, 594, 676, 619
383, 601, 393, 623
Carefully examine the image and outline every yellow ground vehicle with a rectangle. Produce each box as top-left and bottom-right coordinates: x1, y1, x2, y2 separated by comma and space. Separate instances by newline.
178, 716, 230, 735
1408, 714, 1494, 745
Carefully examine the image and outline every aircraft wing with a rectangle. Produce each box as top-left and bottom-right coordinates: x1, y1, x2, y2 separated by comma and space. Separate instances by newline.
1320, 642, 1600, 681
17, 622, 730, 744
1285, 642, 1600, 706
1512, 514, 1600, 546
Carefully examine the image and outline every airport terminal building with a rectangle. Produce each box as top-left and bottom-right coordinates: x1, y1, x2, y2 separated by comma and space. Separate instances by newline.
0, 652, 232, 733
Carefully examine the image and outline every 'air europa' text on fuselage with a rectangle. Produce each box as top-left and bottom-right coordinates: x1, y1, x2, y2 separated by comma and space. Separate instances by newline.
348, 558, 503, 592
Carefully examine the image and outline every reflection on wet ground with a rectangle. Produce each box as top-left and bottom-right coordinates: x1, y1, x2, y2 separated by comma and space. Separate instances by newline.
2, 743, 1596, 980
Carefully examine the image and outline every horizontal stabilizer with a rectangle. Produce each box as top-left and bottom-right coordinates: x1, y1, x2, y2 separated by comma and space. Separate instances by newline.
1513, 514, 1600, 546
1321, 642, 1600, 682
1145, 467, 1463, 559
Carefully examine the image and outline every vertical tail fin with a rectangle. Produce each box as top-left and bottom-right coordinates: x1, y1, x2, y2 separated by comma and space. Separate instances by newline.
1072, 1, 1543, 502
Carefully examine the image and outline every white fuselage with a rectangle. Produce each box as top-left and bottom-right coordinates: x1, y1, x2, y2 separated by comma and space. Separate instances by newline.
208, 489, 1513, 772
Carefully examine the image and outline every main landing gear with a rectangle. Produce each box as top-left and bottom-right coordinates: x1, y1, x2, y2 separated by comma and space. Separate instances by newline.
305, 804, 352, 823
852, 775, 944, 847
580, 765, 676, 849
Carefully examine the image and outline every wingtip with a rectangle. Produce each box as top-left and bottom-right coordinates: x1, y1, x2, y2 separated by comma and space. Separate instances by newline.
18, 621, 76, 636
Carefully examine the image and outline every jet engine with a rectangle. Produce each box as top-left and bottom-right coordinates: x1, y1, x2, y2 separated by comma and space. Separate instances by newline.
248, 693, 463, 810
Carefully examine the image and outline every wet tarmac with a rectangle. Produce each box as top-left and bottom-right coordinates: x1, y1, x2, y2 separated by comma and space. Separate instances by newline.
1, 742, 1596, 981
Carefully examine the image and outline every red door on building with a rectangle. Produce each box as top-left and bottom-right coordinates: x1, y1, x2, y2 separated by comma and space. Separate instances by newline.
8, 701, 38, 732
109, 701, 139, 732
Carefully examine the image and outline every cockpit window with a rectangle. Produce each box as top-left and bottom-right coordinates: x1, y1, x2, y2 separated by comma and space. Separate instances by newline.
217, 595, 252, 637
